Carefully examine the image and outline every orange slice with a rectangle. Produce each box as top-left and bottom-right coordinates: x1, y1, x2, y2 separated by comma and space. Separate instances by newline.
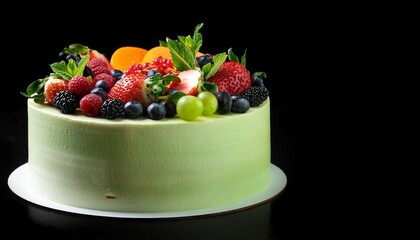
141, 46, 172, 63
141, 46, 205, 64
110, 46, 148, 72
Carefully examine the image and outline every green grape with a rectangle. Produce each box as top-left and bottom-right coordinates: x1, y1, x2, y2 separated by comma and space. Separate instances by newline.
176, 95, 204, 121
197, 91, 218, 116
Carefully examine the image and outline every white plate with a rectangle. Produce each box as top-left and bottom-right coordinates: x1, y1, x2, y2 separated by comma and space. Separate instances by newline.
8, 163, 287, 219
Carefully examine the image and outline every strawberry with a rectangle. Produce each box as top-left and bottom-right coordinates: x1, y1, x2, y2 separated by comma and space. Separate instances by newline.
44, 78, 69, 105
69, 75, 93, 98
87, 58, 110, 76
108, 73, 154, 108
89, 49, 113, 70
167, 70, 200, 96
207, 61, 252, 96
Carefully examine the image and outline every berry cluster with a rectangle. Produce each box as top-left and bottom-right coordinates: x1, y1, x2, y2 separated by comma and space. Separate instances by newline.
21, 25, 270, 122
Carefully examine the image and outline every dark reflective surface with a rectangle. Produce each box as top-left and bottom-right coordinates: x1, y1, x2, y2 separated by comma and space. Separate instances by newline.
1, 3, 417, 239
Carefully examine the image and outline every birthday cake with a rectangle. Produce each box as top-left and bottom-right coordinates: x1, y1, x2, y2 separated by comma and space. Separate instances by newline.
20, 23, 276, 212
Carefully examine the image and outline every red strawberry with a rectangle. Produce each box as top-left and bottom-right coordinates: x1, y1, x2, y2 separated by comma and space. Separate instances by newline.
207, 61, 252, 96
69, 75, 93, 98
108, 73, 154, 108
93, 72, 115, 89
167, 70, 200, 96
44, 78, 69, 105
87, 58, 110, 76
79, 93, 103, 117
89, 50, 113, 70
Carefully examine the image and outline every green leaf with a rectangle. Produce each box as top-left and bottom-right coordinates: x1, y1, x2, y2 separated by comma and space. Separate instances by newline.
167, 90, 186, 104
75, 55, 89, 76
63, 43, 89, 55
241, 49, 247, 67
199, 81, 218, 95
205, 53, 227, 80
167, 39, 195, 71
193, 24, 203, 42
159, 40, 168, 47
67, 59, 78, 76
227, 48, 239, 62
163, 75, 180, 85
20, 77, 47, 103
201, 62, 212, 78
252, 71, 267, 79
50, 61, 73, 80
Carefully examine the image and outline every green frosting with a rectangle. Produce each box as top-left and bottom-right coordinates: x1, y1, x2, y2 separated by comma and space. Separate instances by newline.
27, 98, 271, 212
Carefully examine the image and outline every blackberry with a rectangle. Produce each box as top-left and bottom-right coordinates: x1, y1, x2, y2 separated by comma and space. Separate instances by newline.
240, 86, 269, 107
53, 90, 79, 114
101, 98, 124, 119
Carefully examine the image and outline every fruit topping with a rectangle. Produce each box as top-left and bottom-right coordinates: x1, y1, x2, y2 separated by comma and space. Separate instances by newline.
110, 46, 148, 72
53, 90, 79, 114
207, 60, 252, 96
80, 93, 103, 117
100, 98, 124, 119
231, 96, 250, 113
22, 23, 270, 121
166, 69, 201, 96
123, 101, 143, 119
239, 86, 269, 107
147, 102, 167, 120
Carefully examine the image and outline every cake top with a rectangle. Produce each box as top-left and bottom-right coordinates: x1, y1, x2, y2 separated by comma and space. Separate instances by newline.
21, 23, 269, 121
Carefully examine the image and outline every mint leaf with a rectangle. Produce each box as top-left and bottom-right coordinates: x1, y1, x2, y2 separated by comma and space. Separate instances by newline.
75, 55, 89, 76
50, 61, 73, 80
63, 43, 90, 55
205, 53, 227, 80
193, 23, 204, 48
199, 81, 218, 95
20, 77, 47, 103
167, 39, 195, 71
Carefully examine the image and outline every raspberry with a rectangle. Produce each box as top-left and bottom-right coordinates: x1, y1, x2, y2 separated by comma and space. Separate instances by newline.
93, 72, 115, 89
87, 58, 110, 76
80, 93, 103, 117
69, 75, 93, 98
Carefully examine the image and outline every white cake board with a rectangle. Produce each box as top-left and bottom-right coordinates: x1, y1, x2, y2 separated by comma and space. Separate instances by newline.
8, 163, 287, 219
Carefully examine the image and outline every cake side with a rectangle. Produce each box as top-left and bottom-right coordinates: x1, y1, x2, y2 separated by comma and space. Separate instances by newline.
27, 98, 271, 212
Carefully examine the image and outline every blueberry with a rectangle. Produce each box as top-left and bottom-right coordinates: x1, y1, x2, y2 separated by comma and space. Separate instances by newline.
231, 96, 250, 113
216, 91, 232, 114
66, 53, 81, 63
58, 51, 67, 61
164, 100, 177, 118
111, 69, 124, 82
95, 80, 110, 92
90, 87, 107, 101
196, 54, 214, 69
147, 69, 159, 78
124, 101, 143, 119
147, 102, 166, 120
252, 75, 265, 87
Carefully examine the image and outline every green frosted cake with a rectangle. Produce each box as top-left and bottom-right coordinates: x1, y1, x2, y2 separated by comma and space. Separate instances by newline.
21, 23, 276, 212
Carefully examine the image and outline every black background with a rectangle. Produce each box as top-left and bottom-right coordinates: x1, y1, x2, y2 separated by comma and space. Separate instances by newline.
1, 3, 417, 239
